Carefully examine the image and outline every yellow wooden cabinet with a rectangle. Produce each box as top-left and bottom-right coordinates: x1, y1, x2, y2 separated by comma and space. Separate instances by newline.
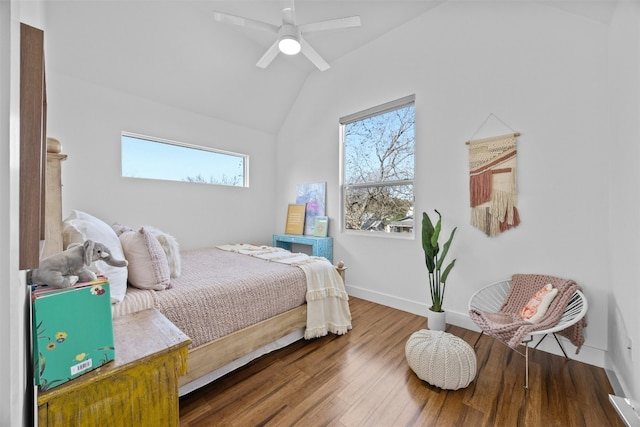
37, 309, 191, 427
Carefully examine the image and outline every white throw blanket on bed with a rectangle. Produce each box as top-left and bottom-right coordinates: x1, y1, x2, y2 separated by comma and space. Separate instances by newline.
217, 244, 352, 339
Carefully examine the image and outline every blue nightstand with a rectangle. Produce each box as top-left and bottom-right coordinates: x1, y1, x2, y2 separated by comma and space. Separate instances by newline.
272, 234, 333, 263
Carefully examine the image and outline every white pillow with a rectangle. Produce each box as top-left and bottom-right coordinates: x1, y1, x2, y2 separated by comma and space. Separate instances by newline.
62, 210, 128, 304
119, 228, 171, 291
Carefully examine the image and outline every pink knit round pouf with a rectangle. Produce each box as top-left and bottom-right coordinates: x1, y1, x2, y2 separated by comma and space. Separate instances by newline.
405, 329, 477, 390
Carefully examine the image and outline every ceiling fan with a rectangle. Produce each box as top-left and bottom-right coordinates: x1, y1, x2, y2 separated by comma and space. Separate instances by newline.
213, 1, 361, 71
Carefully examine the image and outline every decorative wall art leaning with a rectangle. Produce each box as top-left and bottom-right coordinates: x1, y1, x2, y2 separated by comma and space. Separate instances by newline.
467, 132, 521, 237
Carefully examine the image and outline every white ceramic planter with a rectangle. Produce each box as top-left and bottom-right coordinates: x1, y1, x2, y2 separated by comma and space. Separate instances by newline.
428, 309, 446, 331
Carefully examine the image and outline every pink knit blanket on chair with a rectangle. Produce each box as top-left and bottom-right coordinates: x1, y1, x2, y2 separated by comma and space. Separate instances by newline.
469, 274, 586, 352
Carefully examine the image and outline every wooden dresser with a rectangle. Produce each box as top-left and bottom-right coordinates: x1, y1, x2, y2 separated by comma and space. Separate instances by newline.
37, 309, 191, 427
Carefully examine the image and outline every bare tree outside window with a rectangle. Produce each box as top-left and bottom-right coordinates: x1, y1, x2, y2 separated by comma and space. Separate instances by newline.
341, 96, 415, 235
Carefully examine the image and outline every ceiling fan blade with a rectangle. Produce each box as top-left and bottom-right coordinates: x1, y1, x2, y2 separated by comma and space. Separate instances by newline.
256, 40, 280, 69
213, 11, 278, 34
299, 16, 361, 34
299, 36, 330, 71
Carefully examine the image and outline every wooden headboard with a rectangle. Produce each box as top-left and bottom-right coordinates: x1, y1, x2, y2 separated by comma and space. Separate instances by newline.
41, 137, 67, 260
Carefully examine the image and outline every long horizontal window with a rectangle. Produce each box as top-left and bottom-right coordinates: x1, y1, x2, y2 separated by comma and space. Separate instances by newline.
121, 132, 248, 187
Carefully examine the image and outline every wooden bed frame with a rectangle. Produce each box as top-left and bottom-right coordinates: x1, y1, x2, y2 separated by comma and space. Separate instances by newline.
43, 141, 346, 394
180, 258, 345, 391
180, 304, 307, 388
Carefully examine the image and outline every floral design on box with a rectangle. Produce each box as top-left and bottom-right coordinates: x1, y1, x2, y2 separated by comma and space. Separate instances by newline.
34, 283, 115, 391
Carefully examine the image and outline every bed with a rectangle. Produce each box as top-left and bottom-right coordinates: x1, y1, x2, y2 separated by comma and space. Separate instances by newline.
43, 144, 351, 396
112, 244, 350, 395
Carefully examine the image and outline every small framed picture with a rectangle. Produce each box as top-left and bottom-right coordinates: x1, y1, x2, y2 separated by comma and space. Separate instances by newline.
313, 216, 328, 237
285, 204, 306, 235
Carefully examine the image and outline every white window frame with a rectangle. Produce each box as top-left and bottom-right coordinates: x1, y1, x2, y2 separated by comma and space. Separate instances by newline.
339, 95, 416, 238
121, 132, 249, 187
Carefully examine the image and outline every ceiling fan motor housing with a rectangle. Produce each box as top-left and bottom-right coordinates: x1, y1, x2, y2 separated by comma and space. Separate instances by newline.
278, 24, 301, 55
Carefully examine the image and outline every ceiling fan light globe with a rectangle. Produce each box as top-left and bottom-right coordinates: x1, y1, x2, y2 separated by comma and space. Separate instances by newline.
278, 36, 301, 55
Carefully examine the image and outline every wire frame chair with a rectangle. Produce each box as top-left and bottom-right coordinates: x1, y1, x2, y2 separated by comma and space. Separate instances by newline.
468, 279, 588, 389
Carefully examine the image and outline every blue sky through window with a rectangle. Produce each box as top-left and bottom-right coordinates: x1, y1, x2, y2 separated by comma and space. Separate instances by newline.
121, 133, 247, 187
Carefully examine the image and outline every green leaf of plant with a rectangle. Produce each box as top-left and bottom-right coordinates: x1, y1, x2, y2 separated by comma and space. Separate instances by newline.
422, 212, 436, 271
431, 210, 442, 249
440, 259, 456, 283
436, 227, 457, 270
422, 212, 434, 252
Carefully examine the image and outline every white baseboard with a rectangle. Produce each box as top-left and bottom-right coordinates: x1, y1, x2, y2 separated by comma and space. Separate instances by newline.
345, 284, 606, 368
605, 366, 640, 426
606, 368, 625, 397
609, 394, 640, 426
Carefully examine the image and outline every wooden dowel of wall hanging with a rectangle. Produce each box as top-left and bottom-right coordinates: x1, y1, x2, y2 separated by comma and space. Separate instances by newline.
465, 132, 521, 145
491, 167, 512, 174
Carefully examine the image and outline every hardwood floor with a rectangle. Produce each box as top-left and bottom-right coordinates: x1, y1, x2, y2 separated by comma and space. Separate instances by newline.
179, 297, 623, 427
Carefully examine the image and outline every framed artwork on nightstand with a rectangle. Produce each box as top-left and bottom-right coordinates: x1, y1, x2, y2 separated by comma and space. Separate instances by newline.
296, 182, 326, 236
313, 216, 328, 237
285, 203, 306, 235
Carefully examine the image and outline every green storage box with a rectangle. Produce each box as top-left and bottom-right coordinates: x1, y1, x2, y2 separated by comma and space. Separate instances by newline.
31, 278, 115, 390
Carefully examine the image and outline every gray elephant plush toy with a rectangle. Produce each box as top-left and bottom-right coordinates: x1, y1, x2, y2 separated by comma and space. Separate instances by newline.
27, 240, 128, 288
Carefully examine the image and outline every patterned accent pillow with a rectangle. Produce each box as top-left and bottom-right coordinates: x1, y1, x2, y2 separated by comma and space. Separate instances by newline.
119, 228, 171, 291
142, 225, 181, 278
519, 283, 558, 323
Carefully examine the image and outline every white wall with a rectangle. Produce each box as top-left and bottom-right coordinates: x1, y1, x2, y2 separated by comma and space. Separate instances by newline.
0, 3, 22, 425
46, 73, 279, 250
278, 1, 610, 367
2, 2, 46, 425
9, 4, 635, 425
607, 0, 640, 402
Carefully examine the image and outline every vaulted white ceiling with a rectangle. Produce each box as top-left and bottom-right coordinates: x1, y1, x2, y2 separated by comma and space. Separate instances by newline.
44, 0, 617, 134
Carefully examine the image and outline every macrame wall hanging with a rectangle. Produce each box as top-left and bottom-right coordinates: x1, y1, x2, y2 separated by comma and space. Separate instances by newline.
466, 114, 521, 237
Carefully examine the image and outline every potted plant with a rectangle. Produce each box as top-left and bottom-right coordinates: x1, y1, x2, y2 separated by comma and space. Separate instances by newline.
422, 210, 457, 331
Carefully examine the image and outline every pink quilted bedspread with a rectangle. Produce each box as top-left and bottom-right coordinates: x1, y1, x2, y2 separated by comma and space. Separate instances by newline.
113, 247, 307, 349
